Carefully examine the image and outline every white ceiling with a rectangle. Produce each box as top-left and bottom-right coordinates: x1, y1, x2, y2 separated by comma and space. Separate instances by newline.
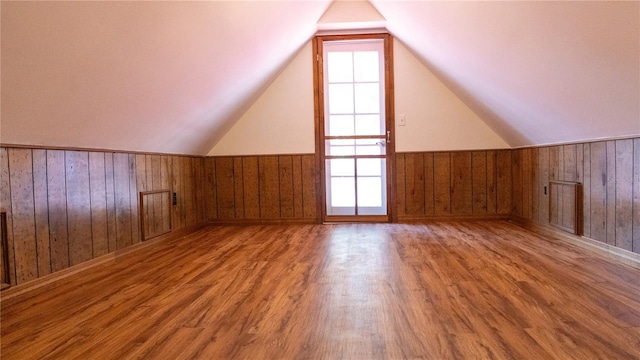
1, 1, 638, 155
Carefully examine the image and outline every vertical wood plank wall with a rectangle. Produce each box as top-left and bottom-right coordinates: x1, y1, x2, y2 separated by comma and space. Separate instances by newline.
396, 150, 513, 220
206, 154, 318, 223
511, 137, 640, 255
0, 148, 210, 286
2, 140, 638, 286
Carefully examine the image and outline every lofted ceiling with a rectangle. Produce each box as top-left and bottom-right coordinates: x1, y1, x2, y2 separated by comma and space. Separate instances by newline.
1, 0, 638, 155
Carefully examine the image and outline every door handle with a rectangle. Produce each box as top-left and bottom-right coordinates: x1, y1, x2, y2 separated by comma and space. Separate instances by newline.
386, 131, 391, 143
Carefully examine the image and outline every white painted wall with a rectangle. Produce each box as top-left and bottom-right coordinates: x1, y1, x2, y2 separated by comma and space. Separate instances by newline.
209, 39, 509, 156
208, 43, 316, 156
393, 41, 509, 151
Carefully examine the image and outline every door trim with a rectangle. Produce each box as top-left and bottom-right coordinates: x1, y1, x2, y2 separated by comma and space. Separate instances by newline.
312, 33, 395, 223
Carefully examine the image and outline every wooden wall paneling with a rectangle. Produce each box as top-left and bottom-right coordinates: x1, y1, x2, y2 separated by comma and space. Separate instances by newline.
496, 150, 512, 214
137, 155, 150, 238
199, 158, 207, 223
152, 155, 162, 235
395, 154, 406, 218
561, 183, 575, 231
589, 142, 607, 242
606, 141, 616, 246
433, 153, 451, 215
583, 144, 592, 238
564, 144, 578, 182
404, 153, 425, 215
279, 156, 295, 218
576, 145, 585, 235
486, 151, 497, 214
301, 155, 317, 220
89, 152, 108, 257
65, 151, 93, 266
0, 148, 16, 285
633, 138, 640, 253
511, 150, 523, 217
8, 149, 38, 283
203, 158, 217, 221
243, 157, 260, 219
233, 157, 245, 219
549, 146, 559, 181
259, 156, 280, 219
104, 153, 117, 253
424, 153, 435, 215
215, 157, 235, 220
614, 139, 633, 251
530, 149, 539, 222
451, 152, 472, 215
472, 152, 487, 215
161, 156, 171, 232
47, 150, 70, 272
113, 153, 133, 250
522, 149, 531, 219
171, 156, 183, 228
292, 155, 304, 218
549, 182, 559, 226
180, 157, 191, 226
128, 154, 140, 244
538, 147, 550, 224
32, 150, 51, 277
557, 146, 565, 181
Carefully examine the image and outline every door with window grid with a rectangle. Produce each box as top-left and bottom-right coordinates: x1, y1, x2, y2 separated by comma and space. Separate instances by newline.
315, 34, 394, 221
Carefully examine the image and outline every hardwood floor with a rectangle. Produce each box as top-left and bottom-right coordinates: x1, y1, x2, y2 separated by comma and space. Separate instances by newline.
2, 221, 640, 359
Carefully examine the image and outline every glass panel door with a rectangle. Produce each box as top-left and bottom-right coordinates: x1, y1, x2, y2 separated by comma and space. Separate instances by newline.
322, 38, 389, 219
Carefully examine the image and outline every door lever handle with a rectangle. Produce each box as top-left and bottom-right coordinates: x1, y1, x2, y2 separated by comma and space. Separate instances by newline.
386, 131, 391, 143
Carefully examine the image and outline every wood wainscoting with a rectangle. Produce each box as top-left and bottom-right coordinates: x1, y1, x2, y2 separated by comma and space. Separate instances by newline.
206, 154, 318, 224
0, 148, 210, 286
511, 137, 640, 255
395, 150, 512, 221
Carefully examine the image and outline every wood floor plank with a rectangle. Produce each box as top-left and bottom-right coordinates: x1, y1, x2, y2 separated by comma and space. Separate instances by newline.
2, 221, 640, 359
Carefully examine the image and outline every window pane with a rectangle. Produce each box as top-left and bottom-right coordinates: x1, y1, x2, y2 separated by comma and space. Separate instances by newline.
354, 83, 379, 114
327, 158, 354, 177
326, 139, 355, 156
357, 158, 382, 176
355, 115, 383, 135
327, 115, 354, 136
328, 52, 353, 83
355, 139, 385, 155
357, 177, 382, 207
331, 177, 355, 207
354, 51, 379, 82
329, 84, 354, 114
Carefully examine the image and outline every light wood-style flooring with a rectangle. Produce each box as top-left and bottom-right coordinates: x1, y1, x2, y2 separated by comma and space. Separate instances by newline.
2, 221, 640, 359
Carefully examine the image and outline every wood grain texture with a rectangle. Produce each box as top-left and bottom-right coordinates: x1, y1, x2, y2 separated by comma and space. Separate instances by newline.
0, 148, 15, 285
395, 154, 406, 218
47, 150, 69, 272
512, 137, 640, 255
203, 158, 217, 221
496, 150, 512, 214
104, 153, 117, 254
512, 149, 523, 217
2, 221, 639, 359
8, 149, 37, 283
66, 151, 94, 266
243, 157, 260, 219
615, 139, 634, 251
279, 156, 294, 218
259, 156, 280, 219
433, 153, 451, 215
301, 155, 317, 220
113, 153, 133, 250
292, 156, 304, 219
233, 157, 245, 219
32, 150, 51, 277
404, 153, 425, 215
215, 157, 235, 220
451, 152, 472, 215
89, 152, 108, 258
487, 151, 497, 214
634, 139, 640, 253
472, 151, 487, 215
423, 153, 435, 215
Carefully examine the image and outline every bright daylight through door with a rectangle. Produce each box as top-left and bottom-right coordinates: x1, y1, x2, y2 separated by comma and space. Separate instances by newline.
322, 38, 389, 218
